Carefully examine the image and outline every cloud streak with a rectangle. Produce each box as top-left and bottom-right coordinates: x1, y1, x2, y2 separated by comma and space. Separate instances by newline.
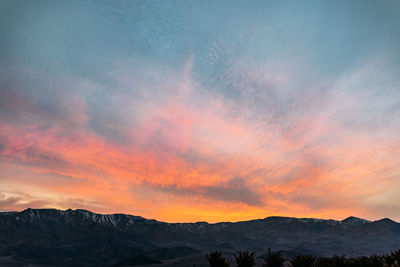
143, 177, 264, 207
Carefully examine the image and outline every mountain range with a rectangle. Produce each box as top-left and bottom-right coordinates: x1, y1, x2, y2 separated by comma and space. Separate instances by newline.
0, 208, 399, 266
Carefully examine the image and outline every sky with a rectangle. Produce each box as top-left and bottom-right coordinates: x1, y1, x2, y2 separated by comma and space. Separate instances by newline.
0, 0, 400, 223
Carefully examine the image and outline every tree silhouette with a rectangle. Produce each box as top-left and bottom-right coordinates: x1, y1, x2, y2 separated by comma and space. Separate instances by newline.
206, 251, 231, 267
290, 254, 315, 267
263, 248, 284, 267
235, 250, 256, 267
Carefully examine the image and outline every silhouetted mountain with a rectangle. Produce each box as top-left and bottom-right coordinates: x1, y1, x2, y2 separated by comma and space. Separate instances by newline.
341, 216, 370, 225
0, 208, 399, 266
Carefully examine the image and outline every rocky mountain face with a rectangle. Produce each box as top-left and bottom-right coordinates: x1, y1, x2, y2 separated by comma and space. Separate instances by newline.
0, 209, 399, 266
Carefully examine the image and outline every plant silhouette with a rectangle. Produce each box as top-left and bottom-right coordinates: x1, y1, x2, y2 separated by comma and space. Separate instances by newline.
206, 251, 231, 267
235, 250, 256, 267
206, 249, 400, 267
263, 248, 284, 267
347, 255, 383, 267
314, 255, 349, 267
391, 250, 400, 266
290, 254, 315, 267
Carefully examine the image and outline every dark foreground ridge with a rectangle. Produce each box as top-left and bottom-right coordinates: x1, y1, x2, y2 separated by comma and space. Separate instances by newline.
0, 208, 399, 266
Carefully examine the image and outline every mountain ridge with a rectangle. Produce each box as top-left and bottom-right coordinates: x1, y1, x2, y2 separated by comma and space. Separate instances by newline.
1, 208, 399, 266
3, 207, 395, 224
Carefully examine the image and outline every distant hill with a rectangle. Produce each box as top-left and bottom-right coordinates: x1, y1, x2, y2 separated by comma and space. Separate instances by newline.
0, 208, 399, 266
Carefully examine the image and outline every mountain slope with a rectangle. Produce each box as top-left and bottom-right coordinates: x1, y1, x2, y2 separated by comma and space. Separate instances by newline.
0, 208, 399, 266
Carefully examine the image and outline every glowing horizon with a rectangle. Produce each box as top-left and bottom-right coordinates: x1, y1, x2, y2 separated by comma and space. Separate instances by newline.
1, 0, 400, 223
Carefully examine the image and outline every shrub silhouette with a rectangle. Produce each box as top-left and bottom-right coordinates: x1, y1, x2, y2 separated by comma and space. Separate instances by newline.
314, 255, 349, 267
368, 255, 384, 267
347, 255, 383, 267
290, 254, 315, 267
205, 249, 400, 267
206, 251, 231, 267
235, 250, 256, 267
391, 250, 400, 266
384, 253, 396, 266
263, 248, 284, 267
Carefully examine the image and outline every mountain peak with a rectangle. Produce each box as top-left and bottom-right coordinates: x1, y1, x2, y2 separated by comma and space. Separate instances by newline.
341, 216, 370, 225
374, 218, 396, 224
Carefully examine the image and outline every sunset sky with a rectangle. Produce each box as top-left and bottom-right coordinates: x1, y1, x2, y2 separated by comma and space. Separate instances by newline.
1, 0, 400, 222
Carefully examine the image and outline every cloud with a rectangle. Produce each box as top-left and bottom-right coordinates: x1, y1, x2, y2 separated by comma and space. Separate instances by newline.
0, 189, 106, 213
0, 66, 89, 130
0, 191, 49, 211
144, 177, 264, 207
